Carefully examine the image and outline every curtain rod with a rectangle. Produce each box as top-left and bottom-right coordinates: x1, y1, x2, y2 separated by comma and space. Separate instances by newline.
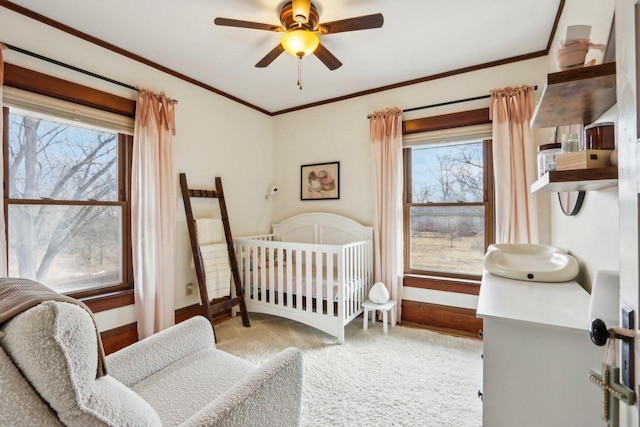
4, 42, 138, 92
366, 86, 538, 118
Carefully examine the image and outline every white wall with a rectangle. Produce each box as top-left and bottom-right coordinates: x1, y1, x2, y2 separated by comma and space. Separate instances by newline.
0, 8, 274, 330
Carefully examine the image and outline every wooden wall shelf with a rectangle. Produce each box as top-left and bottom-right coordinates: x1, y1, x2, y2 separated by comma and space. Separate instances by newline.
531, 63, 617, 128
531, 167, 618, 193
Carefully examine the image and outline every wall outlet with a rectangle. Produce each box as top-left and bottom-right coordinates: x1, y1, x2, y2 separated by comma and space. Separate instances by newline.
185, 282, 194, 296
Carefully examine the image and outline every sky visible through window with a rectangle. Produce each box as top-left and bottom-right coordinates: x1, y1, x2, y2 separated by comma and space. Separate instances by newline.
411, 139, 483, 204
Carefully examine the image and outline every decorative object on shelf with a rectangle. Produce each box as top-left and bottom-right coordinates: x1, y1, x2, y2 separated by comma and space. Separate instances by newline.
368, 282, 390, 303
300, 161, 339, 200
560, 132, 580, 153
610, 149, 618, 166
556, 149, 613, 171
537, 143, 561, 178
584, 122, 615, 150
557, 124, 584, 150
558, 191, 585, 216
556, 25, 605, 70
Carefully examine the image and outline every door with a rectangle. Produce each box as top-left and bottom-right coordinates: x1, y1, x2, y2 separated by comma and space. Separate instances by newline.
616, 0, 640, 425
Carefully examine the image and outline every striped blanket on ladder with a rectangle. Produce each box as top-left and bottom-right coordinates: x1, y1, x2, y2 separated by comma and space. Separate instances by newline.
195, 218, 231, 300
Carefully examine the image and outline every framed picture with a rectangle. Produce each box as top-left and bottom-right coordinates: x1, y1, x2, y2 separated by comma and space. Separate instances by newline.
300, 161, 340, 200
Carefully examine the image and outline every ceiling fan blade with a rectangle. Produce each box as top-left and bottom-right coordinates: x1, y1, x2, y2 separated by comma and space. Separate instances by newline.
214, 17, 283, 32
318, 13, 384, 34
292, 0, 311, 24
255, 44, 285, 68
314, 43, 342, 70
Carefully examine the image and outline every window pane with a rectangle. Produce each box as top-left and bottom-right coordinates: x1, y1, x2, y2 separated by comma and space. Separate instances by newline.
411, 141, 484, 203
8, 204, 122, 293
8, 110, 118, 201
409, 205, 484, 275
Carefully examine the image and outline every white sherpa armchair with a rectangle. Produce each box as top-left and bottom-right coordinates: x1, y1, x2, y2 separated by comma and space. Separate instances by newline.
0, 301, 303, 426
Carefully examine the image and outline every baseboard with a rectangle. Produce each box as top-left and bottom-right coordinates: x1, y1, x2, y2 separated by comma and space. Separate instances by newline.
100, 322, 138, 355
102, 300, 481, 353
401, 300, 483, 337
175, 303, 232, 324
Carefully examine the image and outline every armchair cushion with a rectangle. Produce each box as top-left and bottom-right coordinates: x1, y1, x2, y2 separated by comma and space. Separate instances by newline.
108, 316, 304, 427
107, 315, 215, 387
180, 347, 304, 427
131, 348, 256, 426
0, 301, 161, 427
0, 346, 62, 426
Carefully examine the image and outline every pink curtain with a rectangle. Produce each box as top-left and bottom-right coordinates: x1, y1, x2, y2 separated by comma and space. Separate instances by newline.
0, 44, 7, 277
369, 107, 404, 321
490, 86, 538, 243
132, 89, 177, 339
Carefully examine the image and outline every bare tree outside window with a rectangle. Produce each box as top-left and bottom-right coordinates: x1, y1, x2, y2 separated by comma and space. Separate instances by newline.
6, 110, 123, 293
408, 140, 487, 275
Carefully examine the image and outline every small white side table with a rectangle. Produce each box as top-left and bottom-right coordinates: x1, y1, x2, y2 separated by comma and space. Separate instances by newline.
362, 299, 397, 334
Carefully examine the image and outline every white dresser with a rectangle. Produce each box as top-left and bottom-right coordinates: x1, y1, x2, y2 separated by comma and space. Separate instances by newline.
477, 273, 605, 427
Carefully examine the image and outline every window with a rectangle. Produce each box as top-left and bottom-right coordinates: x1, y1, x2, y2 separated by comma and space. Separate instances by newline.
3, 89, 134, 298
404, 131, 494, 279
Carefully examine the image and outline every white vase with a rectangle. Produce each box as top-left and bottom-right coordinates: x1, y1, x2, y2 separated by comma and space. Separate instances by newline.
369, 282, 390, 303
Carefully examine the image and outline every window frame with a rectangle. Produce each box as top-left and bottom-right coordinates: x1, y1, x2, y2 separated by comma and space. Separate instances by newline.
2, 65, 136, 311
402, 108, 495, 281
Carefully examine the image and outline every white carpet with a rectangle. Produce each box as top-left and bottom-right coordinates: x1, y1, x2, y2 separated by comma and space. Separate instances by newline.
215, 313, 483, 427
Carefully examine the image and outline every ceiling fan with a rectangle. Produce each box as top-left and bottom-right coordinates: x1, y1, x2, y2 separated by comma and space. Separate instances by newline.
214, 0, 384, 71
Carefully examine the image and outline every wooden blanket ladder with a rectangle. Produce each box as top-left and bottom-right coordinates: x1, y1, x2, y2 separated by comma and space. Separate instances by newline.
179, 173, 250, 339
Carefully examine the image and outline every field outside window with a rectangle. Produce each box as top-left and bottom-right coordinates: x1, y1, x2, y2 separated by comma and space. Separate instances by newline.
405, 139, 493, 278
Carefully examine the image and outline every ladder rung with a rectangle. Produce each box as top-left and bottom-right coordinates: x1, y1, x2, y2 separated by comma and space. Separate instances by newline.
187, 189, 220, 198
210, 297, 242, 313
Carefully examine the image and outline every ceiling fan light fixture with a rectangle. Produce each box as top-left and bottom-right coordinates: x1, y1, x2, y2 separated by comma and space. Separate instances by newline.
281, 29, 319, 58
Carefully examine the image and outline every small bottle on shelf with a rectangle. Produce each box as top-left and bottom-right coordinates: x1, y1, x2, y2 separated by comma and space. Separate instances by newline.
561, 133, 579, 153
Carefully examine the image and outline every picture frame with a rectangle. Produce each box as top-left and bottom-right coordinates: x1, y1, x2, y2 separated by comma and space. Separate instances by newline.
300, 161, 340, 200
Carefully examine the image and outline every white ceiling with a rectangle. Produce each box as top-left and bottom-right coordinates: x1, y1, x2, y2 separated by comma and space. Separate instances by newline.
6, 0, 562, 114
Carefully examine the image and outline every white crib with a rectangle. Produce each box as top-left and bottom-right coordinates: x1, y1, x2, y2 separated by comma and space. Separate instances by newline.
233, 213, 373, 343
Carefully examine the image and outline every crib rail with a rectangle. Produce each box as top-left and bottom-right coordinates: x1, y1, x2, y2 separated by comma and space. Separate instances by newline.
234, 236, 372, 341
341, 240, 373, 323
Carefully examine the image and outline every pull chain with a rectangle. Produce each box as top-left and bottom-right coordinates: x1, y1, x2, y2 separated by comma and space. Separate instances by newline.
297, 56, 303, 90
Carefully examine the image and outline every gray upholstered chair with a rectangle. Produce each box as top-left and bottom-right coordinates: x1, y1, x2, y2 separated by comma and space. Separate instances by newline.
0, 301, 303, 426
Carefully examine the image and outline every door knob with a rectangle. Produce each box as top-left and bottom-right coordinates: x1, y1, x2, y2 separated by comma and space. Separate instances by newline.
589, 318, 609, 346
590, 318, 636, 345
